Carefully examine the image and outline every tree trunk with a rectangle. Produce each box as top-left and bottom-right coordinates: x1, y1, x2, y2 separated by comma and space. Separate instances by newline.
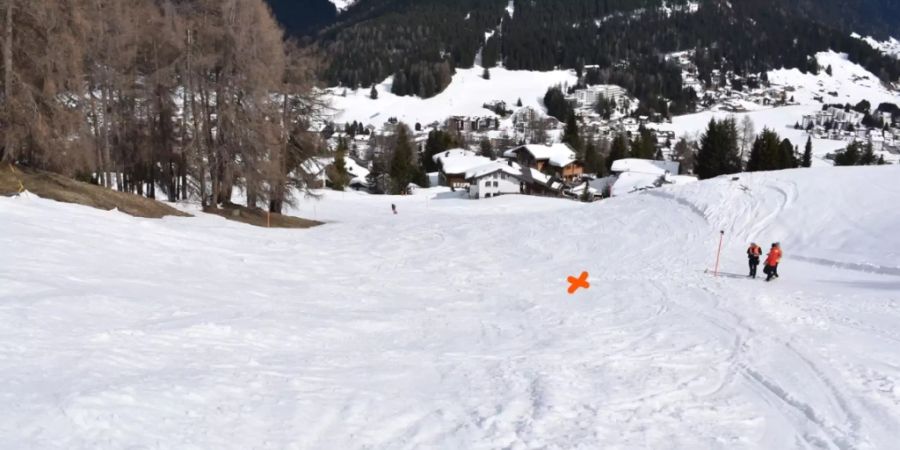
3, 0, 14, 163
270, 93, 290, 214
100, 86, 112, 188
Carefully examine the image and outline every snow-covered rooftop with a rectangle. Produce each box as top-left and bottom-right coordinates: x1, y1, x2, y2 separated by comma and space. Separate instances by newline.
610, 158, 679, 175
503, 144, 578, 167
465, 161, 523, 180
433, 149, 492, 175
611, 171, 662, 196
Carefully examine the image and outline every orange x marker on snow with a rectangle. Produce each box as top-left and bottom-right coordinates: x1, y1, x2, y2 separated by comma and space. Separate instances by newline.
567, 271, 590, 294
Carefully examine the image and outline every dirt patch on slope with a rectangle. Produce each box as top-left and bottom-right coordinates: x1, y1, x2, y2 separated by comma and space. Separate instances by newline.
203, 203, 322, 229
0, 164, 190, 219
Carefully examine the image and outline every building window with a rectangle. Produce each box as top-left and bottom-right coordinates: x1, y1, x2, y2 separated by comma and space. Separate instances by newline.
493, 181, 499, 187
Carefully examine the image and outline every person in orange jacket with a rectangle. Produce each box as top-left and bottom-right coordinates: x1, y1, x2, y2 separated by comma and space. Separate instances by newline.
764, 242, 782, 282
747, 242, 762, 278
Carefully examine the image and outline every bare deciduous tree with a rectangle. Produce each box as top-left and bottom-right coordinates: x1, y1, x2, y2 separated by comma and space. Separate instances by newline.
740, 115, 755, 168
1, 0, 328, 213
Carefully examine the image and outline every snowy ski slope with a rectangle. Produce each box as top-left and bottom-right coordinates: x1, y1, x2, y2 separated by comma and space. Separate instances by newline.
1, 166, 899, 448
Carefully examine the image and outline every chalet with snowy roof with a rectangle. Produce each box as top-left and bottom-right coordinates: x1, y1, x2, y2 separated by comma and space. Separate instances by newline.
465, 160, 567, 199
502, 144, 584, 182
432, 149, 492, 189
465, 161, 527, 199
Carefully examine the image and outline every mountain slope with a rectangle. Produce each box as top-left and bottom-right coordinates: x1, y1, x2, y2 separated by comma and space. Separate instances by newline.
793, 0, 900, 40
2, 166, 900, 448
298, 0, 900, 117
265, 0, 337, 36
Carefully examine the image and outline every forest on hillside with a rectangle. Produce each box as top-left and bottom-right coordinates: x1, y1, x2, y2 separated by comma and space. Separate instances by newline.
311, 0, 900, 119
0, 0, 325, 213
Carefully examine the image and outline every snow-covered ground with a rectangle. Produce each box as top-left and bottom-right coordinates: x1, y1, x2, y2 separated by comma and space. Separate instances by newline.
329, 0, 357, 13
852, 33, 900, 60
769, 51, 900, 106
325, 66, 577, 125
2, 165, 900, 448
671, 105, 846, 166
672, 51, 900, 166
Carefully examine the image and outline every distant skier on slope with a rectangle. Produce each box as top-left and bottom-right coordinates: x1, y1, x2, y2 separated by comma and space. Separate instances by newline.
391, 203, 397, 215
747, 242, 762, 278
763, 242, 782, 282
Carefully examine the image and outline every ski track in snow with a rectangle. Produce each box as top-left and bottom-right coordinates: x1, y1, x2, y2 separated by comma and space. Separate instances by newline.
1, 167, 900, 448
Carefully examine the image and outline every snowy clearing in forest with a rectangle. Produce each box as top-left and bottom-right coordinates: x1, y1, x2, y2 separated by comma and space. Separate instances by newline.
769, 51, 900, 107
852, 33, 900, 61
324, 66, 578, 126
2, 166, 900, 448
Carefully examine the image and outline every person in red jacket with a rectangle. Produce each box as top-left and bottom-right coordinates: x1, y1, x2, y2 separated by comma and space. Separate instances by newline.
747, 243, 762, 278
764, 242, 782, 282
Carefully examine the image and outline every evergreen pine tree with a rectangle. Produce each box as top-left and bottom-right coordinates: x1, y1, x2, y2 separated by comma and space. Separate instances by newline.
877, 154, 886, 165
423, 130, 456, 172
860, 141, 876, 165
391, 71, 406, 95
747, 129, 783, 171
370, 85, 379, 100
607, 134, 629, 173
516, 98, 523, 107
389, 125, 415, 194
747, 135, 763, 171
562, 115, 583, 155
331, 139, 351, 191
779, 139, 798, 169
583, 139, 603, 176
543, 86, 571, 122
696, 118, 741, 179
834, 142, 861, 166
594, 95, 615, 120
631, 125, 656, 159
802, 137, 813, 167
482, 67, 491, 80
479, 138, 495, 159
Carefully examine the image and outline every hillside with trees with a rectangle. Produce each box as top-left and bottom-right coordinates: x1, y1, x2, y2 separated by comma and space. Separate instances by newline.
1, 0, 324, 214
265, 0, 338, 36
296, 0, 900, 119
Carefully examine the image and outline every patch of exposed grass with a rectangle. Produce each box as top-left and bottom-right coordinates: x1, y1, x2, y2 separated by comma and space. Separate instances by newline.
203, 203, 322, 229
0, 163, 190, 219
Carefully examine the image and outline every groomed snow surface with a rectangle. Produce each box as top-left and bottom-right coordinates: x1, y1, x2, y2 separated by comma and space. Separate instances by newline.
2, 165, 900, 448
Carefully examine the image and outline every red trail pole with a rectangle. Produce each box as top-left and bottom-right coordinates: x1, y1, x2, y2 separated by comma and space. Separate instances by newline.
713, 230, 725, 277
